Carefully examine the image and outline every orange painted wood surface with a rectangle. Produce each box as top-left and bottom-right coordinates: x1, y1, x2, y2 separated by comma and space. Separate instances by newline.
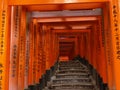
8, 0, 109, 5
9, 6, 21, 90
1, 0, 120, 90
37, 26, 43, 79
103, 3, 114, 89
90, 25, 97, 69
59, 56, 69, 61
97, 18, 107, 83
18, 7, 26, 90
108, 0, 120, 90
0, 0, 11, 90
35, 23, 41, 83
28, 21, 35, 85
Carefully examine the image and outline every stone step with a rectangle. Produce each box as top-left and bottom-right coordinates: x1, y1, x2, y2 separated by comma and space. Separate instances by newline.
42, 60, 96, 90
58, 65, 86, 68
43, 86, 94, 90
59, 63, 83, 66
47, 89, 94, 90
59, 60, 80, 64
59, 67, 87, 70
59, 63, 84, 65
58, 61, 85, 66
57, 69, 89, 73
52, 78, 92, 84
56, 73, 89, 78
56, 72, 89, 76
50, 83, 94, 89
57, 70, 89, 74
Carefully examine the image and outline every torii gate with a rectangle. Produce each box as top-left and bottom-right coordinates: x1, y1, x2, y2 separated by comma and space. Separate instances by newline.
0, 0, 120, 90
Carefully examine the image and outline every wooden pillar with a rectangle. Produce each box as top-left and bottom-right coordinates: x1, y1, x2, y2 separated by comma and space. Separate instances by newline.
41, 25, 46, 74
35, 22, 39, 83
75, 36, 79, 56
86, 32, 91, 62
37, 25, 43, 79
9, 6, 21, 90
32, 19, 37, 83
97, 18, 107, 83
78, 34, 81, 57
24, 12, 31, 89
0, 0, 11, 90
94, 23, 102, 73
50, 30, 55, 65
18, 7, 26, 90
44, 26, 51, 70
108, 0, 120, 90
79, 34, 84, 58
49, 29, 54, 66
51, 32, 56, 65
83, 33, 87, 59
90, 25, 97, 69
55, 33, 59, 61
28, 21, 34, 85
94, 23, 101, 74
24, 27, 30, 88
47, 27, 53, 68
78, 35, 80, 56
103, 3, 114, 89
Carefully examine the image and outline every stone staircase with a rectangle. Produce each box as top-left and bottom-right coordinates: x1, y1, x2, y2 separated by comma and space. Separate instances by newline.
43, 60, 97, 90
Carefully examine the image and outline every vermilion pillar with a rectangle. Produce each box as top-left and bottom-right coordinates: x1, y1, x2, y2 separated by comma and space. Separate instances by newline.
103, 3, 114, 89
97, 18, 107, 83
41, 25, 47, 74
28, 21, 34, 85
79, 34, 84, 58
9, 6, 21, 90
18, 7, 26, 90
90, 25, 97, 69
39, 25, 44, 78
86, 32, 91, 62
0, 0, 11, 90
50, 30, 55, 66
108, 0, 120, 90
34, 22, 39, 83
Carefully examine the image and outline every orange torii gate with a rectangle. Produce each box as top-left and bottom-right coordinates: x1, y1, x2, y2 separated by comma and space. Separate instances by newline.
0, 0, 120, 90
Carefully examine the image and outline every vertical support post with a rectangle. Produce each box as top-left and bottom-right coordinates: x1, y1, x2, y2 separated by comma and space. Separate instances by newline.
90, 25, 97, 69
97, 18, 107, 83
18, 7, 26, 90
108, 0, 120, 89
28, 21, 34, 85
51, 31, 56, 65
75, 36, 79, 56
86, 32, 91, 62
50, 30, 55, 66
39, 25, 43, 78
9, 6, 21, 90
49, 29, 54, 67
24, 12, 31, 88
0, 0, 11, 90
35, 22, 40, 83
103, 3, 114, 89
42, 25, 46, 74
44, 26, 51, 70
32, 19, 37, 84
80, 34, 84, 58
79, 34, 82, 57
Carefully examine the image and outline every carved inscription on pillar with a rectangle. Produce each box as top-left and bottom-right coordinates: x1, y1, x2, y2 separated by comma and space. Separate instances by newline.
0, 10, 6, 55
112, 5, 120, 60
0, 10, 6, 90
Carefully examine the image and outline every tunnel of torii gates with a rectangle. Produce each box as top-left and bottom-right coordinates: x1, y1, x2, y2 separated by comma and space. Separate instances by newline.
0, 0, 120, 90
